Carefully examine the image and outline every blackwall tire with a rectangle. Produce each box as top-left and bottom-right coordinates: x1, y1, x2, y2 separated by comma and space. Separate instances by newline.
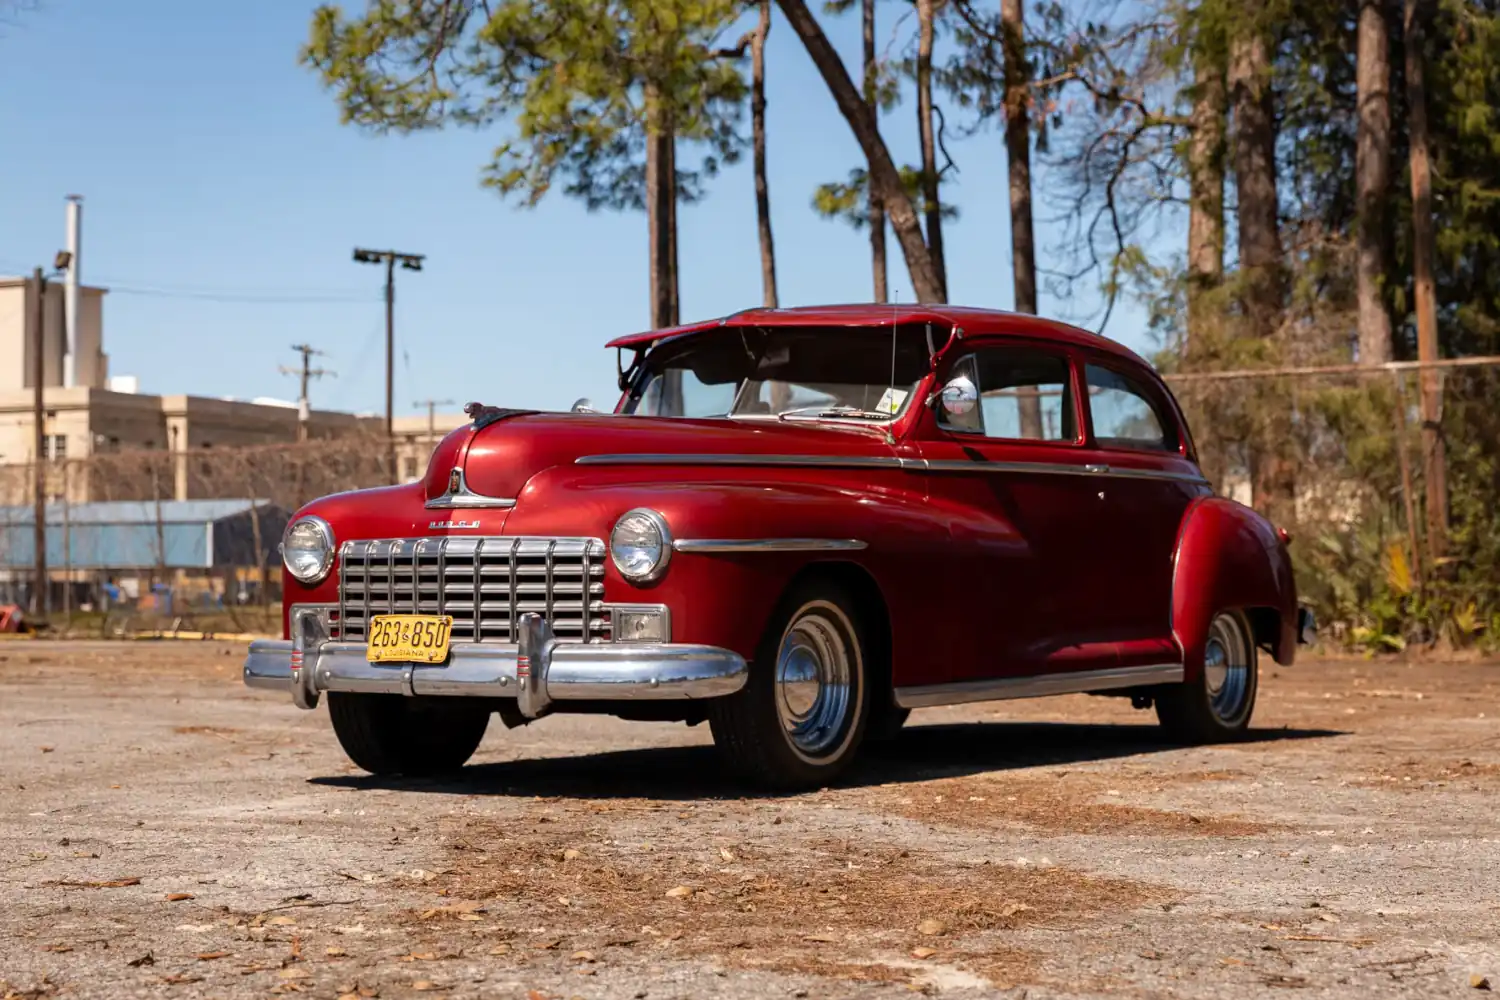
709, 582, 870, 790
1156, 609, 1258, 743
327, 693, 490, 776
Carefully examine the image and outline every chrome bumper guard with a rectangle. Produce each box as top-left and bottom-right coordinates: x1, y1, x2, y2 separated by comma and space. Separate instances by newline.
243, 607, 747, 718
1297, 606, 1317, 646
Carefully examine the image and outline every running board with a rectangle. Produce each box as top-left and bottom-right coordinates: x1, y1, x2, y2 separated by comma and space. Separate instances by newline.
893, 663, 1184, 710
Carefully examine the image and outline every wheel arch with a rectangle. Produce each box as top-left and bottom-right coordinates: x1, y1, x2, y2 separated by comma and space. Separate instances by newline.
779, 560, 894, 704
1172, 496, 1299, 678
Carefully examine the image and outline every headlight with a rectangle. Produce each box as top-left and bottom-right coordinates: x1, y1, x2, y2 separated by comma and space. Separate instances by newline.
282, 515, 335, 584
610, 508, 671, 584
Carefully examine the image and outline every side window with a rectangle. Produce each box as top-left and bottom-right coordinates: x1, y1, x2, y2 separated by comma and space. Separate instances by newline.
937, 348, 1076, 442
1085, 363, 1176, 451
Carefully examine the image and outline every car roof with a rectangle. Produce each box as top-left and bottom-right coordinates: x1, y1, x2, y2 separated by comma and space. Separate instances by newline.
605, 303, 1150, 368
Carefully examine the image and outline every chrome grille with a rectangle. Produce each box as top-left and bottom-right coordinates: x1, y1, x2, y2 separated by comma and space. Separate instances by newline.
337, 537, 609, 643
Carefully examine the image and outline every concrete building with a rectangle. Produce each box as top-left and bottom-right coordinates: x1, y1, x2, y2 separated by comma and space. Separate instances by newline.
0, 276, 109, 394
392, 411, 470, 482
0, 271, 476, 508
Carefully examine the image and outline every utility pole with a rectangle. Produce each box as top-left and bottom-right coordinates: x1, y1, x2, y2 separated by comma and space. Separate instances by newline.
413, 398, 456, 444
279, 343, 335, 443
32, 268, 47, 618
30, 251, 71, 618
353, 247, 424, 483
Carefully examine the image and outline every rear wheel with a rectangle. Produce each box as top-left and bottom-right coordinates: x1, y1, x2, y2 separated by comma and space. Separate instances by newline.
709, 582, 870, 790
327, 693, 490, 776
1156, 610, 1258, 743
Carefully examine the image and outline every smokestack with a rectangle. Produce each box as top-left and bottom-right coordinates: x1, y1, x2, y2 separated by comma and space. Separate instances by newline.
64, 195, 82, 389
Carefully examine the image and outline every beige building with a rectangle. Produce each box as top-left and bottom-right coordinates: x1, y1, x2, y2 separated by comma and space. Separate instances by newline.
392, 411, 470, 482
0, 277, 109, 394
0, 273, 474, 504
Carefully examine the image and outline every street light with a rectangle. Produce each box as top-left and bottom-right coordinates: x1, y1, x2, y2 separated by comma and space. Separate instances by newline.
352, 247, 425, 483
30, 254, 71, 618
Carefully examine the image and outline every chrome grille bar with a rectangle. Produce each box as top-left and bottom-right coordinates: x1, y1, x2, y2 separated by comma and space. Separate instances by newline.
337, 536, 609, 644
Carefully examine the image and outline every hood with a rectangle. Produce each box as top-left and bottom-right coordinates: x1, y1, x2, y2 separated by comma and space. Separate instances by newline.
424, 413, 898, 505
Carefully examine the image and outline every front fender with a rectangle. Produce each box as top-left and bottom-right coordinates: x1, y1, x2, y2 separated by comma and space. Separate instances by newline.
1172, 496, 1299, 677
508, 465, 946, 674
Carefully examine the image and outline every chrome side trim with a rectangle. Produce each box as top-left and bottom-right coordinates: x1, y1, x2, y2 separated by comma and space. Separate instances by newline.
424, 467, 518, 510
576, 453, 914, 471
894, 662, 1184, 710
922, 458, 1208, 485
573, 452, 1207, 485
672, 538, 868, 553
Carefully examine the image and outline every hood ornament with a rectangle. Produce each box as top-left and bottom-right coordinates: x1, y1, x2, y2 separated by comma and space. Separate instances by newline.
464, 401, 540, 432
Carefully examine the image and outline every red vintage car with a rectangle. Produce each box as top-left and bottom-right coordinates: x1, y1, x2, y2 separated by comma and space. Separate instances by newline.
246, 304, 1313, 789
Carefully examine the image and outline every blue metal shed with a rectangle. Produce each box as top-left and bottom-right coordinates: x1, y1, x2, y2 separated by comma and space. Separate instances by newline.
0, 499, 288, 570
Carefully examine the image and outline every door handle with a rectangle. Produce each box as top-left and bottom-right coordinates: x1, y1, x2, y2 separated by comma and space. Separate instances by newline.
1085, 463, 1110, 474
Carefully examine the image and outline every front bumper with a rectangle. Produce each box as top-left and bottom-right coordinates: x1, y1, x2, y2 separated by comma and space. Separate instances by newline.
244, 608, 747, 718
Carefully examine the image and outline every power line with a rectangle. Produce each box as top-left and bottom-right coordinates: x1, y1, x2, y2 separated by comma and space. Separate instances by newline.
107, 284, 376, 304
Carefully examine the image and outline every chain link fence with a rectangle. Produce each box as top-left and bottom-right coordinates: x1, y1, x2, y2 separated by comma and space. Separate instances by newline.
2, 371, 1497, 651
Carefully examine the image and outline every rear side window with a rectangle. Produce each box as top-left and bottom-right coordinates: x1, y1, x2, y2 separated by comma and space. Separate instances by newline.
939, 348, 1076, 442
1085, 363, 1177, 452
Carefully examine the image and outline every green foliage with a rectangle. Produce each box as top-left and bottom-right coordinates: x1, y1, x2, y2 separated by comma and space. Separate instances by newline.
811, 165, 959, 229
303, 0, 749, 211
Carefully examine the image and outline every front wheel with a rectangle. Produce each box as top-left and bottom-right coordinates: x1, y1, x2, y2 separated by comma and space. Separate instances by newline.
1155, 609, 1258, 743
327, 693, 490, 776
709, 582, 870, 790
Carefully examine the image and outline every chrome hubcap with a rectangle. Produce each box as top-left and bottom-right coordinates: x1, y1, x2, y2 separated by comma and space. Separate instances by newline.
1204, 613, 1252, 724
774, 604, 855, 759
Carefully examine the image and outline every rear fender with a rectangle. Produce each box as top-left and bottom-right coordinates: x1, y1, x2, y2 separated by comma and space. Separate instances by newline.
1171, 496, 1299, 677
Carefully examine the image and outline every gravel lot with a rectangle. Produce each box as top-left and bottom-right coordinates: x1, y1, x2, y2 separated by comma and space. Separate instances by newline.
2, 641, 1498, 999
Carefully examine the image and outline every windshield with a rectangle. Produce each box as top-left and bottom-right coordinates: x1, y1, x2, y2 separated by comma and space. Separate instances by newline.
625, 326, 933, 420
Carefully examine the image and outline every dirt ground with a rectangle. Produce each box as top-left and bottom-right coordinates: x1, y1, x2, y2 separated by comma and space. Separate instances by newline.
2, 642, 1498, 999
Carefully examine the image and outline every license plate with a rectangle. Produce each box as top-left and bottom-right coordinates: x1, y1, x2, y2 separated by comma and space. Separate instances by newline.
365, 615, 454, 664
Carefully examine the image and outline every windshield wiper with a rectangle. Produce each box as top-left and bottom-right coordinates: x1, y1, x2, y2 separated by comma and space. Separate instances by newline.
776, 405, 894, 421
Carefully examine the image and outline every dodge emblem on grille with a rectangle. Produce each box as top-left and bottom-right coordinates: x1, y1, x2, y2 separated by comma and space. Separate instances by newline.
430, 520, 481, 529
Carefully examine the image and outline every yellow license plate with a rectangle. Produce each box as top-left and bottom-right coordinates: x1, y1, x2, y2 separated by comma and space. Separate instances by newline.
365, 615, 454, 664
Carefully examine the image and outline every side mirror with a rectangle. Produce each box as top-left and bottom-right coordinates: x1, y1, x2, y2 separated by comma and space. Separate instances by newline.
937, 375, 978, 418
570, 397, 599, 414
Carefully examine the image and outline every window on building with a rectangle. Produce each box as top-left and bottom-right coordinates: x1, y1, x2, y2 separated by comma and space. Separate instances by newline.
43, 435, 67, 461
403, 457, 420, 481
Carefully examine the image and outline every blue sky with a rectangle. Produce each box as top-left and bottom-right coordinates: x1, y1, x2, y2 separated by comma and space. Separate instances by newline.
0, 0, 1166, 417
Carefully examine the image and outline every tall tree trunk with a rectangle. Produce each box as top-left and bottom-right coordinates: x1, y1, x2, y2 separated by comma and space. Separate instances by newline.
752, 0, 778, 308
1186, 60, 1226, 358
1404, 0, 1446, 558
665, 114, 680, 326
1228, 24, 1293, 525
776, 0, 944, 302
863, 0, 887, 302
1001, 0, 1041, 436
645, 84, 673, 329
1228, 31, 1283, 336
1356, 0, 1394, 365
916, 0, 947, 299
1001, 0, 1036, 315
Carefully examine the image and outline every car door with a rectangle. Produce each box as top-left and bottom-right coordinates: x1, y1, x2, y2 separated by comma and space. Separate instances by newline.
917, 342, 1120, 680
1077, 356, 1207, 665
